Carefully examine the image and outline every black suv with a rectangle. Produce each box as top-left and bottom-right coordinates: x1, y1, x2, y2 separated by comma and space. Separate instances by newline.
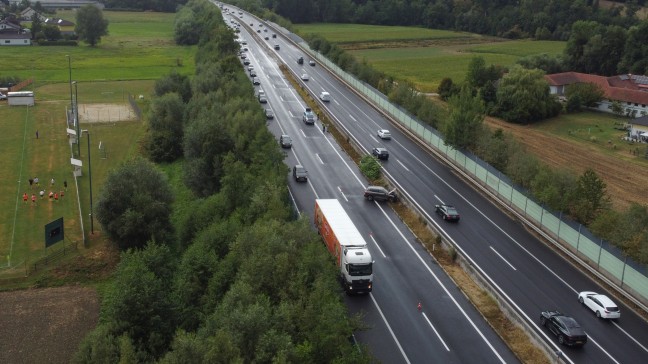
372, 147, 389, 160
540, 311, 587, 346
364, 186, 397, 202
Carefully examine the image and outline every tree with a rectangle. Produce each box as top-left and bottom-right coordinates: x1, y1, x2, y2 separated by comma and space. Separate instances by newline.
154, 71, 192, 103
443, 86, 484, 150
95, 158, 174, 250
564, 82, 604, 112
619, 20, 648, 74
75, 5, 109, 46
43, 24, 61, 41
437, 77, 457, 100
30, 13, 42, 39
144, 92, 186, 163
571, 168, 611, 224
495, 65, 561, 123
517, 54, 565, 74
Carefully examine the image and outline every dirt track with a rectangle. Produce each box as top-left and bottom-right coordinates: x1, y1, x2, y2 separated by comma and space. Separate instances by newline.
484, 116, 648, 210
0, 286, 99, 364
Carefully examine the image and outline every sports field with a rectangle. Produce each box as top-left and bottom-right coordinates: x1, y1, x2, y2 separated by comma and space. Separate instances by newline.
0, 10, 190, 277
296, 23, 565, 92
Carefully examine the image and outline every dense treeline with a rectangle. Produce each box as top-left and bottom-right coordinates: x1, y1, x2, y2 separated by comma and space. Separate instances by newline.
103, 0, 188, 12
227, 0, 638, 40
76, 0, 371, 362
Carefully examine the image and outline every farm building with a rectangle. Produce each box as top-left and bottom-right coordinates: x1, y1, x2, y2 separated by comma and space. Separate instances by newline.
8, 91, 35, 106
545, 72, 648, 117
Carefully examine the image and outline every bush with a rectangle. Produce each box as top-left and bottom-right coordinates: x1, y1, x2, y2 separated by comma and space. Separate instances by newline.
359, 155, 381, 181
36, 40, 78, 46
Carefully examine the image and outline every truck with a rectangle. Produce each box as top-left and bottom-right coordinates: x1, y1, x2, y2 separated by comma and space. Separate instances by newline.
314, 199, 373, 294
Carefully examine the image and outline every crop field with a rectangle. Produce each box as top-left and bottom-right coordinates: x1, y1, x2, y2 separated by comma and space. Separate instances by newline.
0, 10, 181, 277
1, 11, 195, 83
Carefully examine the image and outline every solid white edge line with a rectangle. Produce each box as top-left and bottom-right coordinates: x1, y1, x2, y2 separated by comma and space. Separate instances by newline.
370, 293, 412, 364
489, 246, 516, 271
421, 312, 451, 352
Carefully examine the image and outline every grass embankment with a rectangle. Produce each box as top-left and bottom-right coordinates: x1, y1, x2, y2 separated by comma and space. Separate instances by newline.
1, 9, 191, 283
296, 23, 564, 92
280, 64, 549, 363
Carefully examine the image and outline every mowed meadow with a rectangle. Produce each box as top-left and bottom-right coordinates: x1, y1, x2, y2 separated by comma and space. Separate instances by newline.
296, 23, 565, 92
2, 11, 195, 85
1, 10, 191, 277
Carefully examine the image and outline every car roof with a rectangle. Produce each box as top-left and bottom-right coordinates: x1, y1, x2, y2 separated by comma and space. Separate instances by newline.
374, 147, 387, 151
589, 293, 617, 306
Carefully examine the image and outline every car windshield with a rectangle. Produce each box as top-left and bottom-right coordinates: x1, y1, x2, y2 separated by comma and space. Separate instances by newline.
447, 207, 458, 214
348, 263, 372, 276
563, 318, 580, 328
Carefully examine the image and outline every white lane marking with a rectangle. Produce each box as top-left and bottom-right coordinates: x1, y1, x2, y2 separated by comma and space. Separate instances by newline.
288, 110, 295, 118
611, 321, 648, 353
300, 129, 306, 138
334, 99, 340, 106
370, 135, 380, 143
434, 195, 444, 204
396, 159, 410, 172
489, 246, 516, 271
370, 293, 412, 364
349, 114, 357, 122
373, 201, 507, 363
369, 233, 387, 259
587, 336, 620, 364
337, 186, 348, 202
315, 153, 323, 164
422, 312, 450, 352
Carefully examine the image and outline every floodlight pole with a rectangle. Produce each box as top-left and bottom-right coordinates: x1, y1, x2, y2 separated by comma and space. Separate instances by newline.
66, 55, 72, 114
74, 81, 80, 158
82, 130, 94, 235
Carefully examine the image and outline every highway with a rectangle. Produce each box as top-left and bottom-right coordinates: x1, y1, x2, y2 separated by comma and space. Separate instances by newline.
219, 3, 648, 363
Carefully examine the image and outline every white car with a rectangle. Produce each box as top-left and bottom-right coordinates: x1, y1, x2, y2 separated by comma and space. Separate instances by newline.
319, 91, 330, 102
578, 291, 620, 319
377, 129, 391, 140
301, 73, 309, 81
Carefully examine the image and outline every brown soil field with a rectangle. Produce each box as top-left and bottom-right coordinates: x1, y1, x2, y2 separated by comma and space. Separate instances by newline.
483, 116, 648, 210
0, 286, 99, 364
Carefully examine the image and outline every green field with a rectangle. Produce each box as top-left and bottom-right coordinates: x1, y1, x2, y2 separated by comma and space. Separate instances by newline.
1, 10, 195, 83
296, 23, 481, 43
0, 10, 181, 278
296, 23, 565, 92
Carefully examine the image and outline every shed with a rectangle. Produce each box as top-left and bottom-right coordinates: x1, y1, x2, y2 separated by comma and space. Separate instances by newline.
8, 91, 34, 106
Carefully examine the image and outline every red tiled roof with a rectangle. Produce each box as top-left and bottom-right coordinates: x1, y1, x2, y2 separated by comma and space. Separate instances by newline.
545, 72, 648, 105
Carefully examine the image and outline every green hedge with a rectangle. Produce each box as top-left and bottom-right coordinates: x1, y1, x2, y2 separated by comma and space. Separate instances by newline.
37, 40, 78, 46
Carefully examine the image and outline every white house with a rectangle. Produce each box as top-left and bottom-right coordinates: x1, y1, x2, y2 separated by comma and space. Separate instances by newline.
20, 7, 46, 21
0, 32, 32, 45
545, 72, 648, 117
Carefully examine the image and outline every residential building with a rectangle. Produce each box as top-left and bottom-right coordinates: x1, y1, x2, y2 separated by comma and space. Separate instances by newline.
0, 19, 31, 46
629, 115, 648, 142
545, 72, 648, 117
44, 18, 76, 36
8, 0, 104, 9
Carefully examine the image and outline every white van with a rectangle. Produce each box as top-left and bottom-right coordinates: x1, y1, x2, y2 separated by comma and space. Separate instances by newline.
319, 91, 331, 102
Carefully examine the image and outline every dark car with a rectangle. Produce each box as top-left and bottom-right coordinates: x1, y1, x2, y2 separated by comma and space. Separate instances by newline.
540, 311, 588, 347
272, 33, 277, 38
265, 108, 274, 119
279, 134, 292, 148
274, 44, 280, 50
293, 165, 308, 182
435, 204, 460, 222
372, 147, 389, 160
297, 56, 304, 64
264, 36, 269, 40
243, 59, 250, 65
364, 186, 397, 202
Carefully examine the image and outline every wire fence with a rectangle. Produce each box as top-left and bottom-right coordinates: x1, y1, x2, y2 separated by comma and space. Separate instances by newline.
298, 41, 648, 305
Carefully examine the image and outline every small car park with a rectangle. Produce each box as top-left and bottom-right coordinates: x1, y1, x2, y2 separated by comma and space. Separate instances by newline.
319, 91, 330, 102
372, 147, 389, 160
252, 77, 261, 85
435, 204, 460, 221
293, 165, 308, 182
540, 311, 587, 346
578, 291, 620, 319
274, 44, 280, 50
377, 129, 391, 139
265, 108, 274, 119
280, 135, 292, 148
364, 186, 397, 202
301, 74, 310, 81
309, 59, 316, 66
